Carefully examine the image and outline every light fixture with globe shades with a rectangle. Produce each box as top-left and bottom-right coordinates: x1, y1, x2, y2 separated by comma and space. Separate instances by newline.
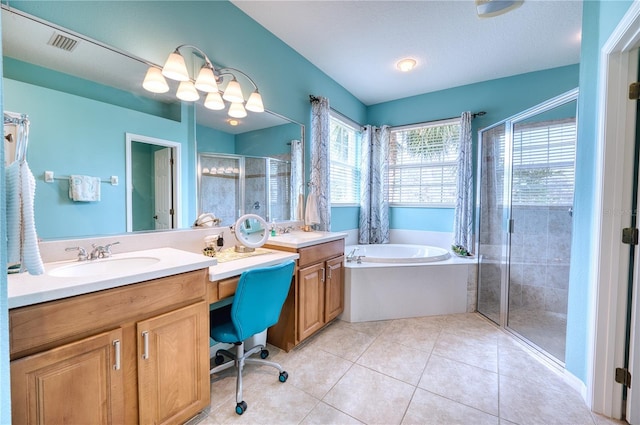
142, 44, 264, 118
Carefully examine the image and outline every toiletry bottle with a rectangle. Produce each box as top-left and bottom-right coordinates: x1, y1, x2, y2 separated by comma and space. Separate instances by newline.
271, 220, 277, 236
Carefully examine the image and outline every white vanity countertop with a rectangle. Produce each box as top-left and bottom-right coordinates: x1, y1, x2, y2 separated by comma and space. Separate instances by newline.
208, 249, 299, 281
264, 231, 348, 249
8, 247, 216, 309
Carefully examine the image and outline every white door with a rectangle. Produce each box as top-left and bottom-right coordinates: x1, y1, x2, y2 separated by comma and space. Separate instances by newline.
625, 49, 640, 424
154, 148, 173, 230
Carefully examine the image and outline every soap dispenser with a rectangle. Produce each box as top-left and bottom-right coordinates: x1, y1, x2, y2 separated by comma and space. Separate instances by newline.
270, 220, 277, 236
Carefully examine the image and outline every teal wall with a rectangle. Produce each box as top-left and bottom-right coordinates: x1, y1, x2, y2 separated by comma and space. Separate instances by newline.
9, 0, 368, 165
4, 78, 194, 239
332, 64, 580, 234
235, 122, 302, 158
565, 0, 634, 383
197, 125, 235, 154
0, 1, 634, 407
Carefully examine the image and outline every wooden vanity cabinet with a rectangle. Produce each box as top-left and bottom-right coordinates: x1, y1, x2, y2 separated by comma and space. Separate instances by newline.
9, 269, 210, 425
265, 239, 345, 350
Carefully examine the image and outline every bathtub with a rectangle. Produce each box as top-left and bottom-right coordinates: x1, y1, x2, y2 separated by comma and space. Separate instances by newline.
341, 244, 472, 322
346, 243, 451, 263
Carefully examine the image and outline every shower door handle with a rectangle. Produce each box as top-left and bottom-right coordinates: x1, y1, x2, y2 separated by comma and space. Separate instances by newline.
508, 218, 515, 234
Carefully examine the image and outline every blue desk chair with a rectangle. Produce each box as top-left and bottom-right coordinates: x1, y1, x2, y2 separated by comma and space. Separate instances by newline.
209, 260, 295, 415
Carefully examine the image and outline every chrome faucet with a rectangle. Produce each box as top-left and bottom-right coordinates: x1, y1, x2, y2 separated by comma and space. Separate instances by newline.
346, 247, 359, 262
66, 246, 88, 261
89, 241, 120, 260
278, 225, 294, 234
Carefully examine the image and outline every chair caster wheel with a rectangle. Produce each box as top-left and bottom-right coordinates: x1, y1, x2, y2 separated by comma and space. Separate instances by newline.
235, 401, 247, 415
279, 371, 288, 382
214, 355, 225, 366
260, 349, 269, 359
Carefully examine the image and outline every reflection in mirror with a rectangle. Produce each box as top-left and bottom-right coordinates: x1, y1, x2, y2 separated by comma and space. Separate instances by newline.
199, 153, 291, 226
125, 133, 181, 232
2, 6, 304, 240
234, 213, 269, 252
197, 112, 304, 224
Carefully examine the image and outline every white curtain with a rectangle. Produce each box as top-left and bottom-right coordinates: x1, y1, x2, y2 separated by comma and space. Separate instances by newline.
290, 139, 304, 221
453, 111, 474, 253
359, 125, 390, 244
309, 96, 331, 231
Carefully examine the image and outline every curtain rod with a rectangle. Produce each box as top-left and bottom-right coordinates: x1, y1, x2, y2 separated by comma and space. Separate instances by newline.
310, 94, 486, 124
392, 111, 487, 131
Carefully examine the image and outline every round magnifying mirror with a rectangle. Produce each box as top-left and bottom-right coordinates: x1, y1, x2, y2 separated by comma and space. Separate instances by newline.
234, 214, 269, 252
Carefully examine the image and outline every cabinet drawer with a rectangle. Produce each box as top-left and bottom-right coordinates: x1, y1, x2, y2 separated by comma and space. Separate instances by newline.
297, 239, 345, 268
218, 276, 240, 300
9, 269, 207, 359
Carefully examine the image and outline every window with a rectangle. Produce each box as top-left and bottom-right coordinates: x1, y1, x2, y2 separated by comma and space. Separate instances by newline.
389, 118, 461, 206
329, 113, 361, 204
511, 118, 576, 206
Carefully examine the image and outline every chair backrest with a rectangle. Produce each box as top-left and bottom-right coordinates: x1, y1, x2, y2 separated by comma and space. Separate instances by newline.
230, 260, 295, 341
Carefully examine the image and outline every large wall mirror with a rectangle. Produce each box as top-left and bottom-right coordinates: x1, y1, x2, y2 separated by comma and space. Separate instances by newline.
1, 6, 304, 240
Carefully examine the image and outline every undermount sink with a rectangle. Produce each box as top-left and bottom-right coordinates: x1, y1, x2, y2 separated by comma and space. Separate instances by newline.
48, 256, 161, 278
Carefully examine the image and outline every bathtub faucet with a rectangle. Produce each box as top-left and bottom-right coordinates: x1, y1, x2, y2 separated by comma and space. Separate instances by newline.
346, 247, 359, 262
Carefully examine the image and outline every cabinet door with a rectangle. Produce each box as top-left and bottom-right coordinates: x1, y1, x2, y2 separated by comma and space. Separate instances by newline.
325, 256, 345, 322
298, 262, 326, 341
137, 301, 209, 425
11, 328, 124, 425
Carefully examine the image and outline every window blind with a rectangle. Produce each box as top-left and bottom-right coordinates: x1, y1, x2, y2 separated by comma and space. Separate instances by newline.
511, 119, 576, 206
330, 114, 360, 204
389, 119, 461, 205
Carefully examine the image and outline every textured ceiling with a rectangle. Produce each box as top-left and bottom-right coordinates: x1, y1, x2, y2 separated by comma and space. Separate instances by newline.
231, 0, 583, 105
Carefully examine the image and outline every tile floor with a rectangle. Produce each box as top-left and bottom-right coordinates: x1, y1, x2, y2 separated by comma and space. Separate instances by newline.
202, 313, 626, 425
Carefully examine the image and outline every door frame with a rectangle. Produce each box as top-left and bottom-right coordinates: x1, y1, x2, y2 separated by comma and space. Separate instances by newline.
125, 133, 181, 232
591, 1, 640, 418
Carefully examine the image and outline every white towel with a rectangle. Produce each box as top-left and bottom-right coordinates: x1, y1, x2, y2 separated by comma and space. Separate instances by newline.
6, 161, 44, 275
6, 161, 20, 265
304, 192, 320, 225
69, 175, 101, 202
20, 161, 44, 274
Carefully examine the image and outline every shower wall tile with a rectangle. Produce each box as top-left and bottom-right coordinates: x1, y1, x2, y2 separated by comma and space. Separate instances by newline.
522, 264, 546, 287
522, 209, 549, 236
509, 282, 523, 308
509, 263, 523, 286
548, 207, 572, 234
547, 233, 571, 264
544, 287, 568, 314
546, 265, 570, 290
521, 285, 545, 310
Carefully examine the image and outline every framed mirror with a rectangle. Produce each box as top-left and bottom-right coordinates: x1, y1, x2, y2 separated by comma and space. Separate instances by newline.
1, 6, 303, 240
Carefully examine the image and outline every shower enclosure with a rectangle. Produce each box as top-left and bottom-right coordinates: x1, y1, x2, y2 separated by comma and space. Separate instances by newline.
198, 153, 291, 226
476, 88, 578, 363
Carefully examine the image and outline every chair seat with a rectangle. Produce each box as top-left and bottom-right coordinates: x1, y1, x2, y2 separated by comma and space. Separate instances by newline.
211, 321, 242, 343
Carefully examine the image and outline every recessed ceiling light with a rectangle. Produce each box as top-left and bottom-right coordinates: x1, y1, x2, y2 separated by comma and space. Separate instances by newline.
396, 58, 417, 72
228, 119, 239, 126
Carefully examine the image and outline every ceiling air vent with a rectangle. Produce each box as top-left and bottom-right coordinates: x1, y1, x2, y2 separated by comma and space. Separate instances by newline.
47, 32, 79, 52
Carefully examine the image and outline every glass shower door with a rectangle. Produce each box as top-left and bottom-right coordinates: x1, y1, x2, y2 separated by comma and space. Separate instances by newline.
477, 123, 508, 325
506, 99, 577, 362
476, 89, 578, 364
